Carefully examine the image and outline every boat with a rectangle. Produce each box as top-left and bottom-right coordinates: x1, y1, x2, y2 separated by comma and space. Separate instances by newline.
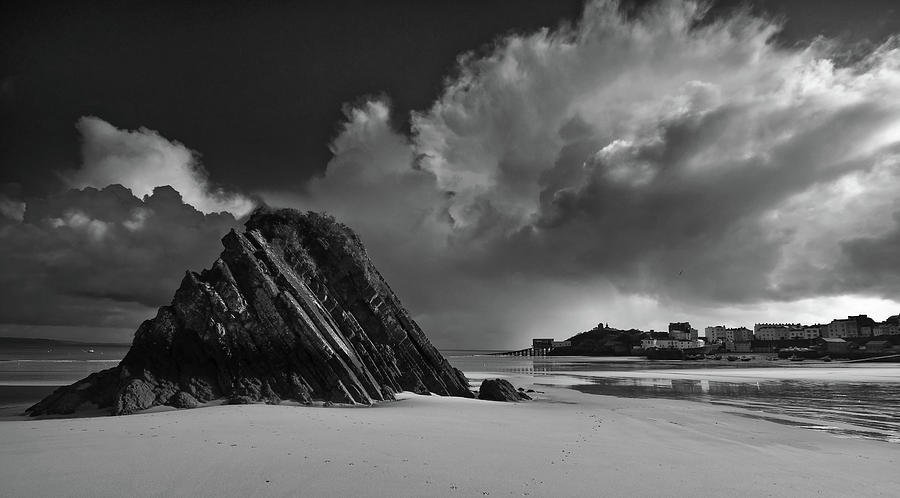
644, 345, 706, 361
822, 356, 832, 362
778, 347, 821, 359
740, 356, 752, 362
789, 355, 803, 362
727, 356, 739, 362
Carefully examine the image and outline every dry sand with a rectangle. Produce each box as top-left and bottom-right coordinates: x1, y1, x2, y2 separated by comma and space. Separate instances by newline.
1, 386, 898, 497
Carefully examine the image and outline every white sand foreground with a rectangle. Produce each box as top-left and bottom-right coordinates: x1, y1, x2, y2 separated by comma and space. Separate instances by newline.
1, 386, 898, 497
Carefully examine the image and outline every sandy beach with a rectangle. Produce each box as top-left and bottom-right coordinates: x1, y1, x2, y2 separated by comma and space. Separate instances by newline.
1, 384, 898, 497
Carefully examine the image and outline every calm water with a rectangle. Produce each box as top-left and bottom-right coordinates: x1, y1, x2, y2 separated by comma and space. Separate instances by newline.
445, 353, 900, 444
0, 344, 128, 411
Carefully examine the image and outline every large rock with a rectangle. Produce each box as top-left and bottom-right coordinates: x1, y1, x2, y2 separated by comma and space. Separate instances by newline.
477, 379, 531, 402
28, 209, 473, 416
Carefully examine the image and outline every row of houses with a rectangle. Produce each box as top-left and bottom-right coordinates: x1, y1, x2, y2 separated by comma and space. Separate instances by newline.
640, 322, 705, 351
700, 314, 900, 353
639, 316, 900, 354
706, 314, 900, 342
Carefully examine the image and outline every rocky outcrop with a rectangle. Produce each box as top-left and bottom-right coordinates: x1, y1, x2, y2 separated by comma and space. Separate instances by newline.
477, 379, 531, 402
28, 209, 473, 416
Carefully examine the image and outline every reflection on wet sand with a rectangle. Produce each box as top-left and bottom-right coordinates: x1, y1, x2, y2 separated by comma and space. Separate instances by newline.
570, 377, 900, 443
446, 354, 900, 444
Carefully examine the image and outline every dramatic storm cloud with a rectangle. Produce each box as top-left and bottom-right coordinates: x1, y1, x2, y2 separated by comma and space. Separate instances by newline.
267, 0, 900, 346
5, 1, 898, 347
0, 185, 241, 332
0, 117, 252, 339
66, 117, 255, 217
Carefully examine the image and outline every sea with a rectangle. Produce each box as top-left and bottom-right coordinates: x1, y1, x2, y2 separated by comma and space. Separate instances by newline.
0, 341, 129, 415
2, 345, 898, 443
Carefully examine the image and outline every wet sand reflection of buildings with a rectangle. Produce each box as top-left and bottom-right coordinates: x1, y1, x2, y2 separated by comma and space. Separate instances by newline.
571, 377, 774, 399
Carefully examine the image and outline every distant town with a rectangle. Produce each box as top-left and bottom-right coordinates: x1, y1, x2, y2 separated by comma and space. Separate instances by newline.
650, 314, 900, 357
499, 313, 900, 360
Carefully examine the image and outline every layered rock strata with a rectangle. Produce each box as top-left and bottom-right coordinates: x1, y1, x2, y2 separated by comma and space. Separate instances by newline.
29, 209, 472, 416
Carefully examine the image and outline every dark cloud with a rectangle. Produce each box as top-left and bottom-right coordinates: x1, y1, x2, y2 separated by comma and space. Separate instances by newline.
0, 185, 240, 328
5, 0, 900, 348
0, 115, 248, 337
264, 0, 900, 346
840, 210, 900, 295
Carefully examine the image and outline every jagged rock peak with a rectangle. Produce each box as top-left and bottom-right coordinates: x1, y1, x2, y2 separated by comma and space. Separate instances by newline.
28, 208, 472, 416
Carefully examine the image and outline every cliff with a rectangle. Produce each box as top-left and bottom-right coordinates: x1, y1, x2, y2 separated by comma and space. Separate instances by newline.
28, 209, 472, 416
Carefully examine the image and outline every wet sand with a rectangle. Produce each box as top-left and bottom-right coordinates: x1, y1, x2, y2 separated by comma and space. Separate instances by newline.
1, 386, 898, 497
458, 358, 900, 444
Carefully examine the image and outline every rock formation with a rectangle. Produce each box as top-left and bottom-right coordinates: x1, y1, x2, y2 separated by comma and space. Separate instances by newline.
477, 379, 531, 402
28, 209, 473, 416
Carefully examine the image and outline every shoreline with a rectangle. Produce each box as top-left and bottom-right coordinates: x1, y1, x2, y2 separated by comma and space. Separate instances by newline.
1, 383, 899, 497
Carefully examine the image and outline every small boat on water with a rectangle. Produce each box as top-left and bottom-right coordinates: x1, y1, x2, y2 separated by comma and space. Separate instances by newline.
778, 347, 821, 359
789, 355, 803, 362
727, 356, 739, 362
740, 356, 752, 362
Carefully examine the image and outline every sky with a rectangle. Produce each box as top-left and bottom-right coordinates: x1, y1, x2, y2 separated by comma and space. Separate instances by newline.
2, 0, 900, 348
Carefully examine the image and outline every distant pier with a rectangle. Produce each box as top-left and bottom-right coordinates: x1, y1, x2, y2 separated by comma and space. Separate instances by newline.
490, 338, 570, 357
489, 346, 553, 357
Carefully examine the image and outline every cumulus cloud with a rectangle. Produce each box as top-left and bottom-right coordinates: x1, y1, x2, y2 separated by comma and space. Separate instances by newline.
265, 0, 900, 346
65, 116, 255, 217
0, 185, 241, 329
1, 116, 255, 339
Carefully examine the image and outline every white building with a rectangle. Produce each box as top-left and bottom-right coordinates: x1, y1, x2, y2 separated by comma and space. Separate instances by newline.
641, 338, 704, 350
874, 323, 900, 336
706, 326, 753, 342
784, 326, 821, 340
669, 322, 698, 341
796, 325, 825, 339
754, 323, 797, 341
825, 318, 858, 338
729, 327, 753, 342
642, 322, 703, 350
705, 326, 726, 341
